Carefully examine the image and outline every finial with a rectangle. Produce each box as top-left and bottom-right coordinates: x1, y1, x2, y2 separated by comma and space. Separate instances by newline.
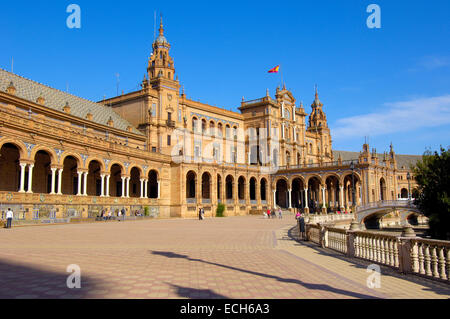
300, 101, 304, 108
266, 88, 269, 97
159, 14, 164, 36
315, 84, 318, 98
242, 96, 245, 102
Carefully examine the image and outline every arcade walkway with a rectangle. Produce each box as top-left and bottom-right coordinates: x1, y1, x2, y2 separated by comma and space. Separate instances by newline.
0, 216, 448, 299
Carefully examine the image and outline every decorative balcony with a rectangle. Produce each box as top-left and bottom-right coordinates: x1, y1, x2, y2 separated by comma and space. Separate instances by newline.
166, 120, 176, 128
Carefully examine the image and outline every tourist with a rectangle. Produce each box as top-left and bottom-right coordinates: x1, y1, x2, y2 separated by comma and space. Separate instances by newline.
199, 207, 203, 220
121, 208, 126, 221
295, 211, 301, 221
278, 207, 282, 219
5, 208, 13, 229
108, 210, 112, 221
299, 214, 306, 240
271, 209, 276, 219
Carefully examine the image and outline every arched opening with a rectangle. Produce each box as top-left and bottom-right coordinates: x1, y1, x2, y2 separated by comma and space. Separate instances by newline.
201, 119, 207, 134
364, 215, 381, 230
0, 143, 21, 192
291, 178, 305, 209
400, 188, 408, 199
343, 173, 362, 209
33, 150, 52, 194
186, 171, 196, 199
217, 174, 222, 200
249, 177, 256, 201
217, 123, 223, 137
238, 176, 246, 201
325, 175, 340, 213
260, 178, 267, 202
225, 175, 233, 200
109, 164, 123, 197
148, 170, 159, 198
209, 121, 215, 136
276, 179, 288, 208
130, 167, 141, 198
307, 177, 322, 213
380, 178, 387, 201
201, 172, 211, 199
192, 117, 198, 132
62, 156, 78, 195
407, 214, 419, 226
87, 160, 101, 196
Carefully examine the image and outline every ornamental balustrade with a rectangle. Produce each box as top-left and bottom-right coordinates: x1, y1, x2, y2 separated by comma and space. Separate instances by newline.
304, 223, 450, 283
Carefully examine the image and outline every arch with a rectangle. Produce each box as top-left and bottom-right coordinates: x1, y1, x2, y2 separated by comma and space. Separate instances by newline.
249, 177, 257, 201
29, 146, 57, 165
87, 160, 102, 196
60, 152, 82, 168
400, 188, 409, 199
109, 163, 123, 197
217, 122, 223, 137
307, 176, 322, 213
86, 157, 105, 172
62, 156, 78, 195
130, 167, 142, 198
33, 150, 53, 194
272, 176, 289, 189
276, 179, 288, 209
325, 175, 341, 212
238, 176, 246, 200
225, 175, 234, 199
201, 172, 211, 199
291, 177, 305, 209
201, 119, 207, 133
148, 169, 159, 198
306, 174, 323, 185
0, 138, 27, 159
260, 178, 267, 201
108, 161, 126, 174
209, 120, 216, 136
186, 171, 196, 199
0, 143, 22, 192
128, 165, 144, 177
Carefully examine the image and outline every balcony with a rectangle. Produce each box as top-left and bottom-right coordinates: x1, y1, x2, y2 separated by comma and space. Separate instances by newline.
166, 120, 176, 128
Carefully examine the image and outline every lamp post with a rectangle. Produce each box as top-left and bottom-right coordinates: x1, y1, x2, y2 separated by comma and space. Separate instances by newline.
407, 172, 411, 201
350, 161, 356, 212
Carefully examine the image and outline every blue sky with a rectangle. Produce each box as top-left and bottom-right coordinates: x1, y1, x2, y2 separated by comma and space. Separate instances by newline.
1, 0, 449, 155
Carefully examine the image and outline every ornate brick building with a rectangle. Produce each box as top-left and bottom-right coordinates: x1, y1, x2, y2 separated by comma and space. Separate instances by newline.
0, 19, 419, 221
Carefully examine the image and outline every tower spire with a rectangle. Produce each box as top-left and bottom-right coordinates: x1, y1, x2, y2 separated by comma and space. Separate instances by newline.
159, 14, 164, 36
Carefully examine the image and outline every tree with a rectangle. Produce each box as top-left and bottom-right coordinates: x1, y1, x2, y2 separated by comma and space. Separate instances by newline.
413, 147, 450, 240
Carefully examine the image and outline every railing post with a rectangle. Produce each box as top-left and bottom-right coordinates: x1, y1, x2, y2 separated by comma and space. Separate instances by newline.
398, 226, 417, 274
347, 231, 356, 258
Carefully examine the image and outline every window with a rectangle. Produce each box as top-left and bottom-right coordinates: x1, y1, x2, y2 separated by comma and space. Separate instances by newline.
167, 135, 171, 146
192, 117, 198, 132
152, 147, 157, 153
167, 112, 172, 122
178, 109, 182, 122
152, 104, 157, 117
168, 72, 171, 79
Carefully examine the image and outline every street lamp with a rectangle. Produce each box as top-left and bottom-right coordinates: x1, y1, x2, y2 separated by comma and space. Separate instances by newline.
407, 172, 411, 201
350, 161, 356, 212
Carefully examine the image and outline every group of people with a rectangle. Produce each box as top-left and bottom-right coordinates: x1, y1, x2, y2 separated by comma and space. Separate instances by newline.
99, 208, 126, 221
265, 207, 283, 219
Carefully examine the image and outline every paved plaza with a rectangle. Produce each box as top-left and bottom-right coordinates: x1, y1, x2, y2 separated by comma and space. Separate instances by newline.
0, 216, 449, 299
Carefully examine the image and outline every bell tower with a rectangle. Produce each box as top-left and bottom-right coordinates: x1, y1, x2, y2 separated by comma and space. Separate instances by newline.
147, 16, 177, 88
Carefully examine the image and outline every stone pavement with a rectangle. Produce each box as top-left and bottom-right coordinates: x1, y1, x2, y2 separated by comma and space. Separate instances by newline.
0, 216, 448, 299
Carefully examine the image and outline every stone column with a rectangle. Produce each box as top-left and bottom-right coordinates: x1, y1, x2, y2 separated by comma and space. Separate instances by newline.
19, 163, 27, 193
321, 186, 327, 214
57, 169, 63, 195
100, 174, 105, 197
273, 190, 276, 208
140, 179, 144, 198
50, 168, 57, 194
304, 189, 309, 208
144, 179, 148, 198
27, 164, 34, 193
83, 172, 88, 196
126, 177, 130, 198
105, 175, 111, 197
157, 180, 161, 199
76, 171, 82, 196
340, 186, 345, 211
288, 189, 292, 209
121, 177, 126, 198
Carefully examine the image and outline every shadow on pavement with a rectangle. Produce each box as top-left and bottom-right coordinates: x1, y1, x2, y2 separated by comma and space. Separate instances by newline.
286, 225, 450, 298
165, 283, 228, 299
151, 251, 380, 299
0, 259, 103, 299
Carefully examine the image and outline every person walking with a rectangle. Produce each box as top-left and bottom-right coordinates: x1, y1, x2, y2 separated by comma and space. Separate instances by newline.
5, 208, 13, 229
278, 207, 282, 219
199, 207, 203, 220
121, 208, 126, 221
295, 210, 301, 221
299, 214, 306, 240
271, 208, 276, 219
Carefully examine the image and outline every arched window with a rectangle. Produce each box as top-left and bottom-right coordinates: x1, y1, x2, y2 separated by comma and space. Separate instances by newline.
192, 117, 198, 132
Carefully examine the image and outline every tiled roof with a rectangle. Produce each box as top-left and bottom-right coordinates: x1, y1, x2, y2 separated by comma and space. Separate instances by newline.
333, 150, 421, 169
0, 68, 142, 135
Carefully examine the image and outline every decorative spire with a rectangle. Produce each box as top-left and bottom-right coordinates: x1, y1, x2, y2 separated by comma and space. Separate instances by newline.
315, 84, 318, 99
159, 15, 164, 36
266, 88, 269, 97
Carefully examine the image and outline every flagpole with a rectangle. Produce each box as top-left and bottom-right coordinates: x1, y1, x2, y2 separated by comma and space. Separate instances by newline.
280, 64, 283, 88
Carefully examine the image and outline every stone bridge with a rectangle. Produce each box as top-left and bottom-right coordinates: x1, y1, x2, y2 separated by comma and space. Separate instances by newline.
355, 200, 424, 226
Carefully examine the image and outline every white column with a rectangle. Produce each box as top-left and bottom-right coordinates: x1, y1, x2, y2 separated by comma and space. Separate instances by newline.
304, 189, 309, 209
100, 174, 105, 197
157, 181, 160, 199
140, 179, 144, 198
322, 187, 326, 209
105, 175, 111, 197
50, 168, 57, 194
144, 179, 149, 198
27, 164, 34, 193
77, 171, 82, 196
340, 186, 344, 209
83, 172, 88, 196
19, 163, 27, 193
121, 177, 126, 198
288, 189, 292, 209
57, 169, 63, 195
126, 177, 130, 198
273, 190, 276, 207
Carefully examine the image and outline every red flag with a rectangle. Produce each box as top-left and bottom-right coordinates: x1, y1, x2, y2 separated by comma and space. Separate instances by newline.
268, 65, 280, 73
